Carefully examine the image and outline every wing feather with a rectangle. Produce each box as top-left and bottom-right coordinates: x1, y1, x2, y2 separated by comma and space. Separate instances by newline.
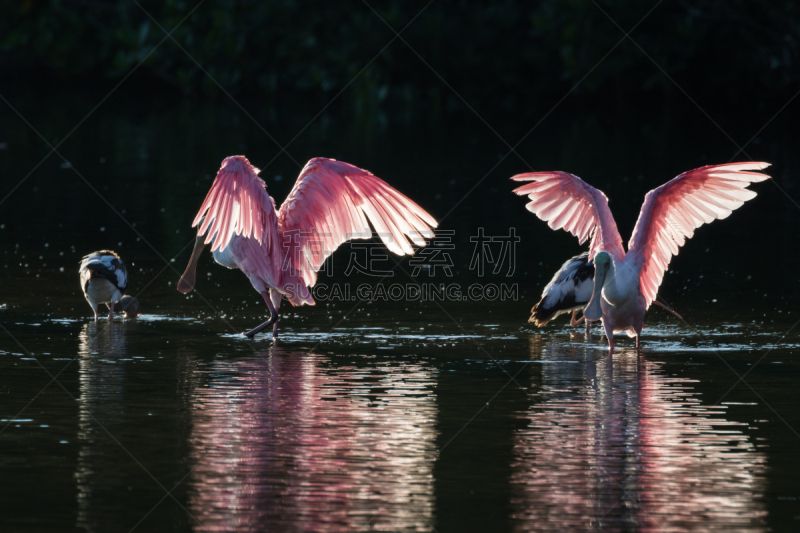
278, 158, 437, 287
628, 162, 770, 308
192, 156, 277, 253
511, 171, 625, 260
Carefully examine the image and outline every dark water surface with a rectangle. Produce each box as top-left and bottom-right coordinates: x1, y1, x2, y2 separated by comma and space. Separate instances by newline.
2, 91, 800, 531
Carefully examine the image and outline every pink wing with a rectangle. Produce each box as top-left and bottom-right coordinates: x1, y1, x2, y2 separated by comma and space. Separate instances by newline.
278, 158, 438, 287
511, 171, 625, 260
192, 155, 278, 252
628, 162, 771, 308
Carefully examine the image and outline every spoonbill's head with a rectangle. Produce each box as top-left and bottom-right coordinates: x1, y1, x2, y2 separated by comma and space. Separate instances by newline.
584, 251, 611, 321
593, 251, 611, 267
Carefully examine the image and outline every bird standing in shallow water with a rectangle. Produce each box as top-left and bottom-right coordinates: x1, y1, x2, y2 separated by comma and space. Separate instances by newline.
531, 252, 683, 334
79, 250, 130, 321
529, 252, 595, 334
513, 162, 770, 354
178, 156, 438, 339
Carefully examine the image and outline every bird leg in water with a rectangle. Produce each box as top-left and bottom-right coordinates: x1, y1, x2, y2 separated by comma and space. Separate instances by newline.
653, 300, 683, 320
244, 291, 279, 338
107, 303, 114, 322
569, 310, 584, 328
271, 293, 282, 339
603, 321, 615, 355
569, 310, 591, 335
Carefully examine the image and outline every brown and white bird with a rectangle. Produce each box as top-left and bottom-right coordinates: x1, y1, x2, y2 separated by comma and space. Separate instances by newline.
79, 250, 130, 321
530, 252, 595, 334
529, 252, 682, 335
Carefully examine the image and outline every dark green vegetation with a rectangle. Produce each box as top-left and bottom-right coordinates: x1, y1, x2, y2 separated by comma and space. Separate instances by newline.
3, 0, 799, 111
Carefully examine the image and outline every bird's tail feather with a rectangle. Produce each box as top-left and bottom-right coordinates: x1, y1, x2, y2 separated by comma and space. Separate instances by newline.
529, 301, 554, 326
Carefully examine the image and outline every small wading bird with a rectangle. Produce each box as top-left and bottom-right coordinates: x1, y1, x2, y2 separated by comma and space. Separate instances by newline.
513, 162, 771, 353
79, 250, 138, 321
178, 156, 437, 339
529, 252, 595, 334
529, 252, 682, 334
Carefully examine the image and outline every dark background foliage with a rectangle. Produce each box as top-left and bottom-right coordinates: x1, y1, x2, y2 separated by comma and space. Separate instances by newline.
3, 0, 798, 112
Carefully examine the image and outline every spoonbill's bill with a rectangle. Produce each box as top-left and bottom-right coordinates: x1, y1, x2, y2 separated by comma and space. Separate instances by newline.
178, 156, 437, 339
513, 162, 771, 353
79, 250, 129, 321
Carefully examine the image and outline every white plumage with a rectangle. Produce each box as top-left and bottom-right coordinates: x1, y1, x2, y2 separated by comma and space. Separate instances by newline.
79, 250, 129, 321
529, 251, 683, 334
530, 252, 594, 330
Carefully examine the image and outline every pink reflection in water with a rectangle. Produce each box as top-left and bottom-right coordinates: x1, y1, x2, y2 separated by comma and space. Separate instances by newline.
186, 348, 438, 531
510, 338, 767, 532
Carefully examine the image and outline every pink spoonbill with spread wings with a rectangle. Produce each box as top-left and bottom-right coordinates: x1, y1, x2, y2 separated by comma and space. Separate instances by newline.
512, 162, 771, 353
178, 156, 437, 339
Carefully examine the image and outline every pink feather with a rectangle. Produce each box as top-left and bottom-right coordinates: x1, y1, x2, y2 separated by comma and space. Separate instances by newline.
189, 156, 438, 306
628, 162, 771, 308
511, 171, 626, 261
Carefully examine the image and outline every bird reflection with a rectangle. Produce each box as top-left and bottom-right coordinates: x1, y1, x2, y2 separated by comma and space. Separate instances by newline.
75, 321, 132, 532
186, 346, 438, 531
511, 337, 768, 532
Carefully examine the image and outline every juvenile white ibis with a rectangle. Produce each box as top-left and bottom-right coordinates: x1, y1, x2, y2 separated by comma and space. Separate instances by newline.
79, 250, 131, 321
530, 252, 594, 334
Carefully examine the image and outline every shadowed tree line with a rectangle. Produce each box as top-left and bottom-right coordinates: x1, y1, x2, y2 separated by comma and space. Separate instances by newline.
2, 0, 798, 110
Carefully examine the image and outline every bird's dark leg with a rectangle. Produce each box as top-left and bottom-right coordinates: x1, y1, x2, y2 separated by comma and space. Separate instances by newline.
271, 290, 282, 340
244, 291, 279, 338
585, 318, 590, 336
107, 302, 114, 322
604, 321, 615, 356
635, 322, 643, 351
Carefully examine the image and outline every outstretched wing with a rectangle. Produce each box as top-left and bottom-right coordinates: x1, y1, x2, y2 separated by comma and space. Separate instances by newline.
628, 162, 771, 308
511, 171, 625, 260
192, 155, 278, 252
278, 158, 438, 287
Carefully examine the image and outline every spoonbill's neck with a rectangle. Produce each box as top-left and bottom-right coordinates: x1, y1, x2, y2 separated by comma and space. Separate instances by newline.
601, 255, 641, 307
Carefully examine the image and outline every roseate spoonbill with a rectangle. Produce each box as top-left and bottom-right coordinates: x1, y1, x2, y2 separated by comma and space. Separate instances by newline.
79, 250, 129, 321
512, 162, 771, 353
178, 156, 437, 339
531, 252, 683, 334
